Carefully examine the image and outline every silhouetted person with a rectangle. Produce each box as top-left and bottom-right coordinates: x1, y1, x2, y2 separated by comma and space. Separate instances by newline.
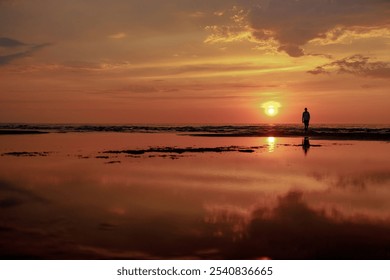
302, 108, 310, 133
302, 136, 310, 155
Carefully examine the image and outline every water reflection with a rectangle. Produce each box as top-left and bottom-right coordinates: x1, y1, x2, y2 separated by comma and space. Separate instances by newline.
266, 136, 276, 153
302, 136, 310, 155
0, 133, 390, 259
205, 191, 390, 259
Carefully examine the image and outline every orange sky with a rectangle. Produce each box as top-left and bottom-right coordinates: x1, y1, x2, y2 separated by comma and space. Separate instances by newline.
1, 0, 389, 124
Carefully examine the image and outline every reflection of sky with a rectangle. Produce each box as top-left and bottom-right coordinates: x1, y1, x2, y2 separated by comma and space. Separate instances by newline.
0, 133, 390, 259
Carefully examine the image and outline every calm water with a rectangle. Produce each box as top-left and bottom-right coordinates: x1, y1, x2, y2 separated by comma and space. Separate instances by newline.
0, 131, 389, 259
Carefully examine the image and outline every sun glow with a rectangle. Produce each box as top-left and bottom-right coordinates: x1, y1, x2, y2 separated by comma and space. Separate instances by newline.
266, 106, 276, 116
261, 101, 281, 117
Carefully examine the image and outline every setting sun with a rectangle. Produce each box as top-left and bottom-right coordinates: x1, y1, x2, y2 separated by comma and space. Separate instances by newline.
261, 101, 281, 117
266, 106, 276, 116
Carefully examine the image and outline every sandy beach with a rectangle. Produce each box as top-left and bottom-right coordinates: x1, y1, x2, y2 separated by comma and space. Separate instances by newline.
0, 127, 389, 259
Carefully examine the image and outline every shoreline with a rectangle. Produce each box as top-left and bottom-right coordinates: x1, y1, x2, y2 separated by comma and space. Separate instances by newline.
0, 126, 389, 141
0, 130, 49, 135
185, 132, 390, 141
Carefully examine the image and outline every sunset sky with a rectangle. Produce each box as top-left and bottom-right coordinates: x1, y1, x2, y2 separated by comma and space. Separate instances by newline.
1, 0, 389, 124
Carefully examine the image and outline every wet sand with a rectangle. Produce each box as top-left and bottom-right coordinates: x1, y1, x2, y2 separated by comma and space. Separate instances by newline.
0, 132, 389, 259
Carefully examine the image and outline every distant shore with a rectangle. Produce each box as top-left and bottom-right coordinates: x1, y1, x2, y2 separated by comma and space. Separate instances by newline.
0, 124, 389, 141
186, 131, 390, 141
0, 130, 49, 135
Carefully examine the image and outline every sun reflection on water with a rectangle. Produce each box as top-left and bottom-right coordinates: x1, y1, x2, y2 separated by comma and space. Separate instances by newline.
266, 136, 276, 153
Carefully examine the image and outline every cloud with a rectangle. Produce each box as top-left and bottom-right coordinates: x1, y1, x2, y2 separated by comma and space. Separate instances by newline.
108, 32, 127, 39
308, 54, 390, 78
205, 0, 390, 57
310, 27, 390, 46
88, 60, 298, 79
0, 37, 26, 48
204, 6, 256, 44
0, 37, 50, 66
277, 44, 305, 58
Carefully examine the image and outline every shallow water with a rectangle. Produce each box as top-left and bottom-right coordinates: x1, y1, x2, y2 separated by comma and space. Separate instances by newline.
0, 132, 389, 259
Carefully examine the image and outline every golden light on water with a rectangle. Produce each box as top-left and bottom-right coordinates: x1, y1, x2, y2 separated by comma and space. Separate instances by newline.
266, 136, 276, 153
261, 101, 281, 117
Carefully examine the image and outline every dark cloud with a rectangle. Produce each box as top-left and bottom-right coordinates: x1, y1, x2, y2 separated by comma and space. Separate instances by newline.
308, 54, 390, 78
249, 0, 390, 56
277, 44, 305, 57
0, 37, 26, 48
0, 37, 50, 66
206, 0, 390, 57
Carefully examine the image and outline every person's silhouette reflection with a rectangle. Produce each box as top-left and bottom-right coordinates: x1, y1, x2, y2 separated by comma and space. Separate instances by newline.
302, 136, 310, 155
